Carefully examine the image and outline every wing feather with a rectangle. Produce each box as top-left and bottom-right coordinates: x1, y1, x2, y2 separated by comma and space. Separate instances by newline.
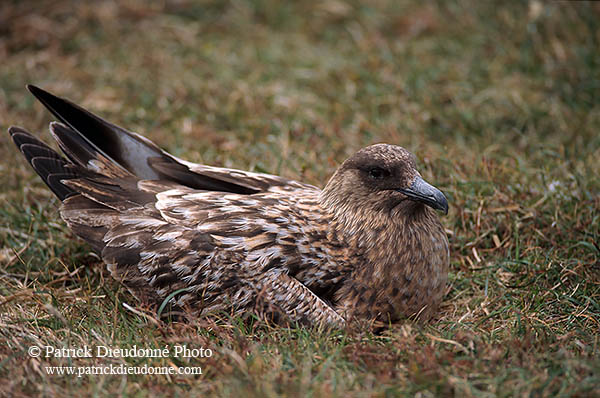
27, 85, 312, 195
11, 86, 348, 327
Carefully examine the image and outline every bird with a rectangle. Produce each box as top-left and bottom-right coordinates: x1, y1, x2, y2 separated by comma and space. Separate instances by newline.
8, 85, 449, 328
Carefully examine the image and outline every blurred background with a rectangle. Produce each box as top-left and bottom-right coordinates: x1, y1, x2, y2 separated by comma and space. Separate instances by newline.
0, 1, 599, 396
2, 1, 598, 177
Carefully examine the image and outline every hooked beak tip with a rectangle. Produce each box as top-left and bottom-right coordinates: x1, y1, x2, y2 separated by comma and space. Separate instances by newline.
397, 176, 449, 215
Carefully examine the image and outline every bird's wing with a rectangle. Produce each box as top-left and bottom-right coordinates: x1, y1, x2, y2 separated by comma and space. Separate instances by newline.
11, 126, 342, 326
26, 85, 313, 195
255, 269, 346, 326
60, 175, 344, 326
10, 86, 343, 326
9, 126, 80, 201
148, 186, 353, 296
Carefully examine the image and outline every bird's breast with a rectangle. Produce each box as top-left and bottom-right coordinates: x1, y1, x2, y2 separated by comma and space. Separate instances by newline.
334, 210, 449, 323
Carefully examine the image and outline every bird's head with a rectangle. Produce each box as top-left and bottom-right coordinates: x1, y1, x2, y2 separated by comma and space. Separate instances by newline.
320, 144, 448, 217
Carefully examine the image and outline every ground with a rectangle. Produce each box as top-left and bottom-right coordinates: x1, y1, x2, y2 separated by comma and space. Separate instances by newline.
0, 1, 599, 397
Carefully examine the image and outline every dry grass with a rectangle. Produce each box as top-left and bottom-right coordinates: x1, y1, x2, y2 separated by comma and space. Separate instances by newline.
1, 1, 599, 397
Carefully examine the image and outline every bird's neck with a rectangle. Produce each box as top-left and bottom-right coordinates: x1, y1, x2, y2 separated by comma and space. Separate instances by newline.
326, 200, 437, 259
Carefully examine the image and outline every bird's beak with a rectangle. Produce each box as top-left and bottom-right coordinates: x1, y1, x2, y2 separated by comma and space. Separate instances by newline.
397, 176, 449, 215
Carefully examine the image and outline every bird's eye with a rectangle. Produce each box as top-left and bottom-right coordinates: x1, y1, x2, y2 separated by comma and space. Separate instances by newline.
367, 167, 389, 179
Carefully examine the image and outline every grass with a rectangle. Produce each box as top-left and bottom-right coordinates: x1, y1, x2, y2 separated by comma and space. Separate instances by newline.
1, 0, 599, 396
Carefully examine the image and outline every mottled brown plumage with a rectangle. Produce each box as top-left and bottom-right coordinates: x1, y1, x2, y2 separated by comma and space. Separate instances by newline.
8, 85, 449, 328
